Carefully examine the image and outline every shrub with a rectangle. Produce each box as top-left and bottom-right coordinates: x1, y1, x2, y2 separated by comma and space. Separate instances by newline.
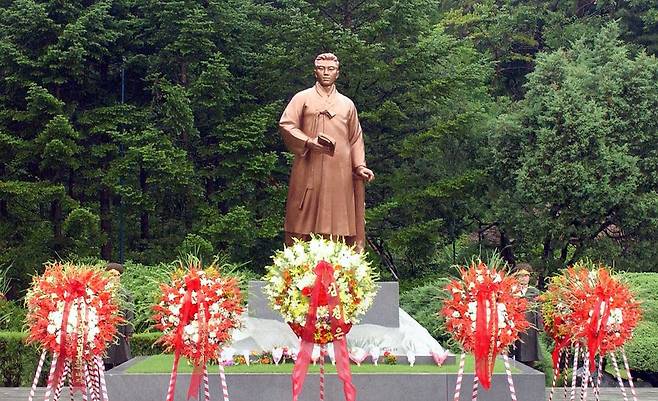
399, 278, 458, 352
623, 321, 658, 384
121, 261, 177, 333
0, 301, 27, 331
617, 272, 658, 379
618, 272, 658, 322
0, 332, 49, 386
130, 332, 167, 356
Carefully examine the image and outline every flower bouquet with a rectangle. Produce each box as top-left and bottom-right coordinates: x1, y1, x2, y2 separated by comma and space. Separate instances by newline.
264, 236, 378, 401
153, 257, 243, 401
441, 256, 528, 400
25, 262, 123, 401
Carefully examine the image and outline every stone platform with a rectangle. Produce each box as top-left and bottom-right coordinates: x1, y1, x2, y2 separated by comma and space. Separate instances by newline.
105, 356, 545, 401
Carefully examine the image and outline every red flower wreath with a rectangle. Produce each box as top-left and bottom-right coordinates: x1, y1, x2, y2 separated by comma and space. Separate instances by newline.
152, 260, 243, 365
442, 258, 529, 389
26, 262, 123, 359
559, 262, 640, 371
540, 268, 577, 368
25, 262, 123, 388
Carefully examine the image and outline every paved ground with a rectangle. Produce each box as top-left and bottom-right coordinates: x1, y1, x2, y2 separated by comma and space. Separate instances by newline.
3, 387, 658, 401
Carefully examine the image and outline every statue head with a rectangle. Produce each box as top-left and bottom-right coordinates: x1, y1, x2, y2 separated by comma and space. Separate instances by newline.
314, 53, 340, 87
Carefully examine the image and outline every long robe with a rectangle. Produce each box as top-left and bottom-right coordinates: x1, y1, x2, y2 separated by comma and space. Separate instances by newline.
279, 83, 367, 247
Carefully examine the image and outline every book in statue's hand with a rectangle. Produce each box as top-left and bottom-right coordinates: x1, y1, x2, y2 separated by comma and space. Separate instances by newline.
317, 133, 336, 155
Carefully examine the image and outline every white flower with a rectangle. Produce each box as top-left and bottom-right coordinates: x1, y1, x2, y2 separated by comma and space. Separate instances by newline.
88, 326, 100, 341
292, 243, 305, 257
284, 247, 295, 261
169, 304, 181, 316
607, 308, 623, 326
467, 302, 477, 321
296, 273, 316, 291
183, 321, 197, 336
338, 250, 352, 268
355, 263, 368, 280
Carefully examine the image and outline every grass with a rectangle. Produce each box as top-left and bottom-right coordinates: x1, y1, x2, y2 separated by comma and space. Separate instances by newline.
126, 354, 519, 374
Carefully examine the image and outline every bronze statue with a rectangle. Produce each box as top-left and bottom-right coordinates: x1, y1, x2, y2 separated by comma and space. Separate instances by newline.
279, 53, 374, 251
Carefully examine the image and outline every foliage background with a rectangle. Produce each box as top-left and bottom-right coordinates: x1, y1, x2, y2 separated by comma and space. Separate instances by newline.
1, 1, 658, 294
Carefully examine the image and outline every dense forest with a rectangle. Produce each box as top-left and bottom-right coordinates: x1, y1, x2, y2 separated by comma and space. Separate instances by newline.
2, 0, 658, 293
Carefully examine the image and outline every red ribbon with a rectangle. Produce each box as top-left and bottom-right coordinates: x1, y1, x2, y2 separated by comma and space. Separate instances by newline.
166, 271, 210, 401
188, 286, 210, 400
551, 335, 571, 371
585, 288, 611, 373
474, 283, 497, 389
292, 261, 356, 401
51, 279, 86, 389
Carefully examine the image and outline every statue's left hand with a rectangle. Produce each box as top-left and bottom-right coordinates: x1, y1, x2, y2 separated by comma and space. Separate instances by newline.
355, 166, 375, 182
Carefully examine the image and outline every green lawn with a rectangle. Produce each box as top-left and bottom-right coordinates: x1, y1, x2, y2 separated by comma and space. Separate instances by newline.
126, 354, 519, 374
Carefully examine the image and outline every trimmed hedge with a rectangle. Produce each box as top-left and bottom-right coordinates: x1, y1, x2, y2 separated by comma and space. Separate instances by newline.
0, 332, 48, 386
624, 322, 658, 373
0, 331, 166, 386
619, 272, 658, 379
0, 300, 27, 331
131, 332, 166, 356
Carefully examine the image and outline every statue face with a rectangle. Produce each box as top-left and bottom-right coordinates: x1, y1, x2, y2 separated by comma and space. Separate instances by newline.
314, 59, 339, 87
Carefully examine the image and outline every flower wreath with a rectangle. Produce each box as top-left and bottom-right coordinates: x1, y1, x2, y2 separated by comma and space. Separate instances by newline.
264, 236, 378, 344
25, 262, 123, 394
153, 259, 243, 364
26, 262, 123, 356
540, 265, 582, 368
543, 261, 641, 372
153, 258, 244, 401
442, 258, 529, 389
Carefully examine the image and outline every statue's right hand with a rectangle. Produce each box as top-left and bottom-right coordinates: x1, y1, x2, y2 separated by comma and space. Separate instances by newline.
306, 136, 333, 155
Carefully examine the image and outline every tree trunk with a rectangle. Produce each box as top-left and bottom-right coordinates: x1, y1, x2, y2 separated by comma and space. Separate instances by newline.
100, 186, 112, 261
537, 234, 554, 289
67, 168, 74, 198
140, 166, 149, 240
500, 230, 515, 265
343, 0, 352, 27
50, 198, 63, 247
575, 0, 595, 17
0, 198, 7, 218
0, 164, 7, 218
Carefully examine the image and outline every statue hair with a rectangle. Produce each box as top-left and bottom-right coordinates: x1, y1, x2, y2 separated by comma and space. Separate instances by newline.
314, 53, 340, 67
